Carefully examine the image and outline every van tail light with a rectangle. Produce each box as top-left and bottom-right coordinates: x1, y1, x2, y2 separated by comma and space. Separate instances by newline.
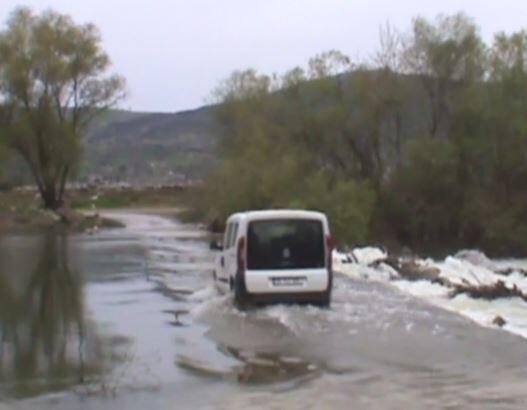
237, 236, 246, 273
326, 235, 333, 273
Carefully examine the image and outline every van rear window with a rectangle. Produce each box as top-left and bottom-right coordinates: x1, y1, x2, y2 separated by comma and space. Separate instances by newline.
247, 219, 325, 270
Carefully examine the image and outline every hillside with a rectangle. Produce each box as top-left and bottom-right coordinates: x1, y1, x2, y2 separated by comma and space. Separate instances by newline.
0, 71, 452, 187
83, 105, 218, 184
2, 71, 431, 187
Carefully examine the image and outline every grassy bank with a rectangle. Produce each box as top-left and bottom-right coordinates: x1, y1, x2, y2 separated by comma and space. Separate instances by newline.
70, 185, 189, 210
0, 184, 201, 235
0, 188, 135, 234
0, 190, 60, 233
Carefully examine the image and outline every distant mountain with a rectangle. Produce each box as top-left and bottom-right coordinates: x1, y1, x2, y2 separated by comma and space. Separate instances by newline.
83, 105, 218, 183
82, 71, 433, 185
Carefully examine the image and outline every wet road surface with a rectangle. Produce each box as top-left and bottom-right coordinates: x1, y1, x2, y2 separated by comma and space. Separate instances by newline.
1, 212, 527, 409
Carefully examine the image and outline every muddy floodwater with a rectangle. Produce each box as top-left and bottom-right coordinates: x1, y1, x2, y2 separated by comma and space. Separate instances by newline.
1, 212, 527, 409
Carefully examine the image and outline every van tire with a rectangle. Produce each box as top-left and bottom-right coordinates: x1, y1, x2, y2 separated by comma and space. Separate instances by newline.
318, 274, 332, 308
234, 272, 249, 309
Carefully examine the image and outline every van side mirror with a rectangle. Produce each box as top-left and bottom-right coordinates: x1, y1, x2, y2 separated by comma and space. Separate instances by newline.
209, 240, 223, 251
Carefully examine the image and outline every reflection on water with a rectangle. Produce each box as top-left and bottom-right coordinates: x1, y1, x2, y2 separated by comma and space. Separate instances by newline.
0, 232, 102, 398
3, 213, 527, 409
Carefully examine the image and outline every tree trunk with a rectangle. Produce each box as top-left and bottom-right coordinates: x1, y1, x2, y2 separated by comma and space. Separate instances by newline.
394, 111, 403, 170
41, 183, 62, 210
57, 166, 70, 206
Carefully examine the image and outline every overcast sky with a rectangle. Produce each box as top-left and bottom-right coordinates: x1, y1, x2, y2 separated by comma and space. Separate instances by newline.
1, 1, 526, 112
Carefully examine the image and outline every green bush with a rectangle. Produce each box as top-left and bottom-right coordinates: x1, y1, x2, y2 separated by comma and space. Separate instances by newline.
285, 172, 375, 246
200, 144, 375, 246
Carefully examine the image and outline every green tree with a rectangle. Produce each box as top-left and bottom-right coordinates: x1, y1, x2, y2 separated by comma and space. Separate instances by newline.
200, 13, 527, 255
382, 138, 460, 250
202, 57, 377, 245
0, 7, 125, 209
402, 13, 486, 137
477, 30, 527, 254
487, 30, 527, 196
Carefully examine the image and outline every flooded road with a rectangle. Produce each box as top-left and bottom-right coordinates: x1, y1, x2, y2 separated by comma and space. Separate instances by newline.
2, 212, 527, 409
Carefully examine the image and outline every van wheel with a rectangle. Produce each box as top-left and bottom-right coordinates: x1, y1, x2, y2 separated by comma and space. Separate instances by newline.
234, 272, 249, 309
318, 274, 333, 308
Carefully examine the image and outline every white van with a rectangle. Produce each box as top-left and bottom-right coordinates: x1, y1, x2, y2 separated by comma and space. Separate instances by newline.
211, 210, 333, 307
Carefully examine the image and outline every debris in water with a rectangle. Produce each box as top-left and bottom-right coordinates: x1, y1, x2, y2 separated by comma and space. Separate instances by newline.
163, 309, 189, 326
492, 315, 507, 327
496, 267, 527, 277
449, 280, 527, 302
371, 257, 448, 285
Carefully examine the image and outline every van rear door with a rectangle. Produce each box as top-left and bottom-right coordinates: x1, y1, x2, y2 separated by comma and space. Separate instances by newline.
247, 219, 325, 270
245, 218, 328, 293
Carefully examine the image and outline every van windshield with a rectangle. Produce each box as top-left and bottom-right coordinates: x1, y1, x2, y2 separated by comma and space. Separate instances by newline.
247, 219, 325, 270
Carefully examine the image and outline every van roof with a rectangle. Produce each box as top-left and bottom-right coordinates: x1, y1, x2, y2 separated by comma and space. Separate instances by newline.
227, 209, 327, 222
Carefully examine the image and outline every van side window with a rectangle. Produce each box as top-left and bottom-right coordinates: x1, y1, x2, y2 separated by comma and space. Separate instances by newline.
230, 223, 239, 248
224, 223, 232, 249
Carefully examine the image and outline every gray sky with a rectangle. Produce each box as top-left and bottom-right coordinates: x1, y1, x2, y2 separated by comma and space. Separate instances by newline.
1, 1, 526, 112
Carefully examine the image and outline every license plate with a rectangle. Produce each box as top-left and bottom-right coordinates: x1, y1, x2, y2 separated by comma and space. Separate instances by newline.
271, 277, 306, 287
